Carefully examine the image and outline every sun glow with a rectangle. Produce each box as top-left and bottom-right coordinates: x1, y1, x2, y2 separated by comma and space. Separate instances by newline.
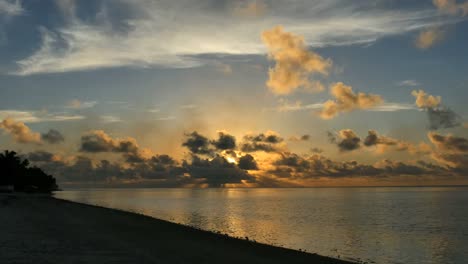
226, 156, 237, 164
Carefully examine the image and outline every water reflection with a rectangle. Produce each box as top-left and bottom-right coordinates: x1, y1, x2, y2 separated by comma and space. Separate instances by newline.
55, 187, 468, 264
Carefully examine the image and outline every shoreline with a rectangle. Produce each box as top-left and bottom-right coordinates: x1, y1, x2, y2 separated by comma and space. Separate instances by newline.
1, 194, 355, 264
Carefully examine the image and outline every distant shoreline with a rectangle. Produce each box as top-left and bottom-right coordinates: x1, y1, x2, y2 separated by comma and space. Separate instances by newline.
57, 185, 468, 190
1, 194, 355, 264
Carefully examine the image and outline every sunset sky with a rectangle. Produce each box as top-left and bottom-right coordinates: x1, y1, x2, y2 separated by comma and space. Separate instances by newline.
1, 0, 468, 187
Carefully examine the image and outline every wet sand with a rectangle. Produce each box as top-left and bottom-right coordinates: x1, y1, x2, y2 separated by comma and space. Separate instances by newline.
0, 194, 355, 264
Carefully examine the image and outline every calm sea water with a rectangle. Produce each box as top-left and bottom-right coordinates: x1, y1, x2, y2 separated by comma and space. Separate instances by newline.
54, 187, 468, 264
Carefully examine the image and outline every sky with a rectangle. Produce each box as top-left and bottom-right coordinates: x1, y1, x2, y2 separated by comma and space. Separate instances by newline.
1, 0, 468, 187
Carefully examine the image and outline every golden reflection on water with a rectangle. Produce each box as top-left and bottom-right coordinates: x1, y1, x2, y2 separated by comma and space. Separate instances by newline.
55, 187, 468, 264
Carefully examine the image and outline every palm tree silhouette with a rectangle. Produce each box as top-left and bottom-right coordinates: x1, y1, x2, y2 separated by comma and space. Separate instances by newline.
0, 150, 58, 192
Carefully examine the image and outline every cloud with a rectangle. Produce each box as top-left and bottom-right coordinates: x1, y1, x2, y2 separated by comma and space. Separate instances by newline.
412, 89, 461, 129
289, 134, 310, 141
29, 148, 256, 187
428, 132, 468, 152
18, 129, 468, 187
66, 99, 98, 109
427, 107, 461, 130
100, 115, 122, 123
269, 152, 433, 179
240, 130, 285, 152
433, 0, 468, 16
415, 28, 445, 49
0, 0, 23, 17
274, 99, 415, 113
428, 132, 468, 171
415, 0, 468, 50
12, 1, 454, 75
182, 131, 213, 155
0, 118, 41, 144
310, 147, 324, 154
328, 129, 432, 155
363, 130, 420, 153
41, 129, 65, 144
319, 82, 384, 119
26, 151, 61, 162
373, 159, 427, 175
180, 104, 197, 110
261, 26, 331, 95
211, 131, 236, 150
80, 130, 139, 153
412, 89, 441, 109
234, 0, 267, 17
397, 80, 421, 87
328, 129, 361, 152
0, 110, 85, 123
214, 63, 233, 74
238, 154, 259, 170
184, 155, 256, 187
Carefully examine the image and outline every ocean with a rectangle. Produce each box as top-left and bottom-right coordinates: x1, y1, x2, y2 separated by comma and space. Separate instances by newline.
54, 187, 468, 264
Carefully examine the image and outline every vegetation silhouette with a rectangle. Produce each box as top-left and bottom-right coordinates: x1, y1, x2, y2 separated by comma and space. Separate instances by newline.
0, 150, 58, 193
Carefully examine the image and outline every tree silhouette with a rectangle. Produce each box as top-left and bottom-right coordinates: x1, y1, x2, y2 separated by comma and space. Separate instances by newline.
0, 150, 58, 193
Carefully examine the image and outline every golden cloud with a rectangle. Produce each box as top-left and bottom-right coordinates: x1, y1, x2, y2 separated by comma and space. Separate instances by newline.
433, 0, 468, 16
319, 82, 384, 119
234, 0, 267, 17
415, 28, 445, 49
411, 89, 441, 108
261, 26, 332, 95
0, 118, 42, 144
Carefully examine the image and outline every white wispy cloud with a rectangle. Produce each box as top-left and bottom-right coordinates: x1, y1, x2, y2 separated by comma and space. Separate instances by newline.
0, 110, 85, 123
157, 116, 176, 121
0, 0, 23, 17
180, 104, 198, 109
65, 99, 98, 109
100, 115, 122, 123
272, 100, 417, 112
147, 108, 161, 113
397, 80, 421, 87
12, 0, 461, 75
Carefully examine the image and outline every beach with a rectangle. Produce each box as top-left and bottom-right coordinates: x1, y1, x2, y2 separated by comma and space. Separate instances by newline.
0, 194, 353, 264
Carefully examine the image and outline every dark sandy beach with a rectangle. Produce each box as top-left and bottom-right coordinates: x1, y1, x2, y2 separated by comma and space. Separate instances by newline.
0, 194, 354, 264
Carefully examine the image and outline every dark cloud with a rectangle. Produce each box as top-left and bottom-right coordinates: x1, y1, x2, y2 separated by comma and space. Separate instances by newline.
238, 154, 258, 170
183, 155, 255, 187
124, 152, 146, 163
428, 132, 468, 172
363, 130, 411, 151
26, 152, 254, 188
310, 147, 324, 153
20, 128, 468, 188
329, 129, 361, 152
374, 160, 426, 175
428, 132, 468, 152
211, 132, 236, 150
269, 152, 443, 180
80, 130, 139, 153
245, 132, 284, 143
182, 131, 213, 155
130, 156, 185, 180
363, 130, 379, 146
27, 151, 57, 162
240, 131, 284, 153
427, 107, 461, 130
270, 153, 380, 178
41, 129, 65, 144
240, 142, 280, 152
411, 89, 461, 130
289, 134, 310, 141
